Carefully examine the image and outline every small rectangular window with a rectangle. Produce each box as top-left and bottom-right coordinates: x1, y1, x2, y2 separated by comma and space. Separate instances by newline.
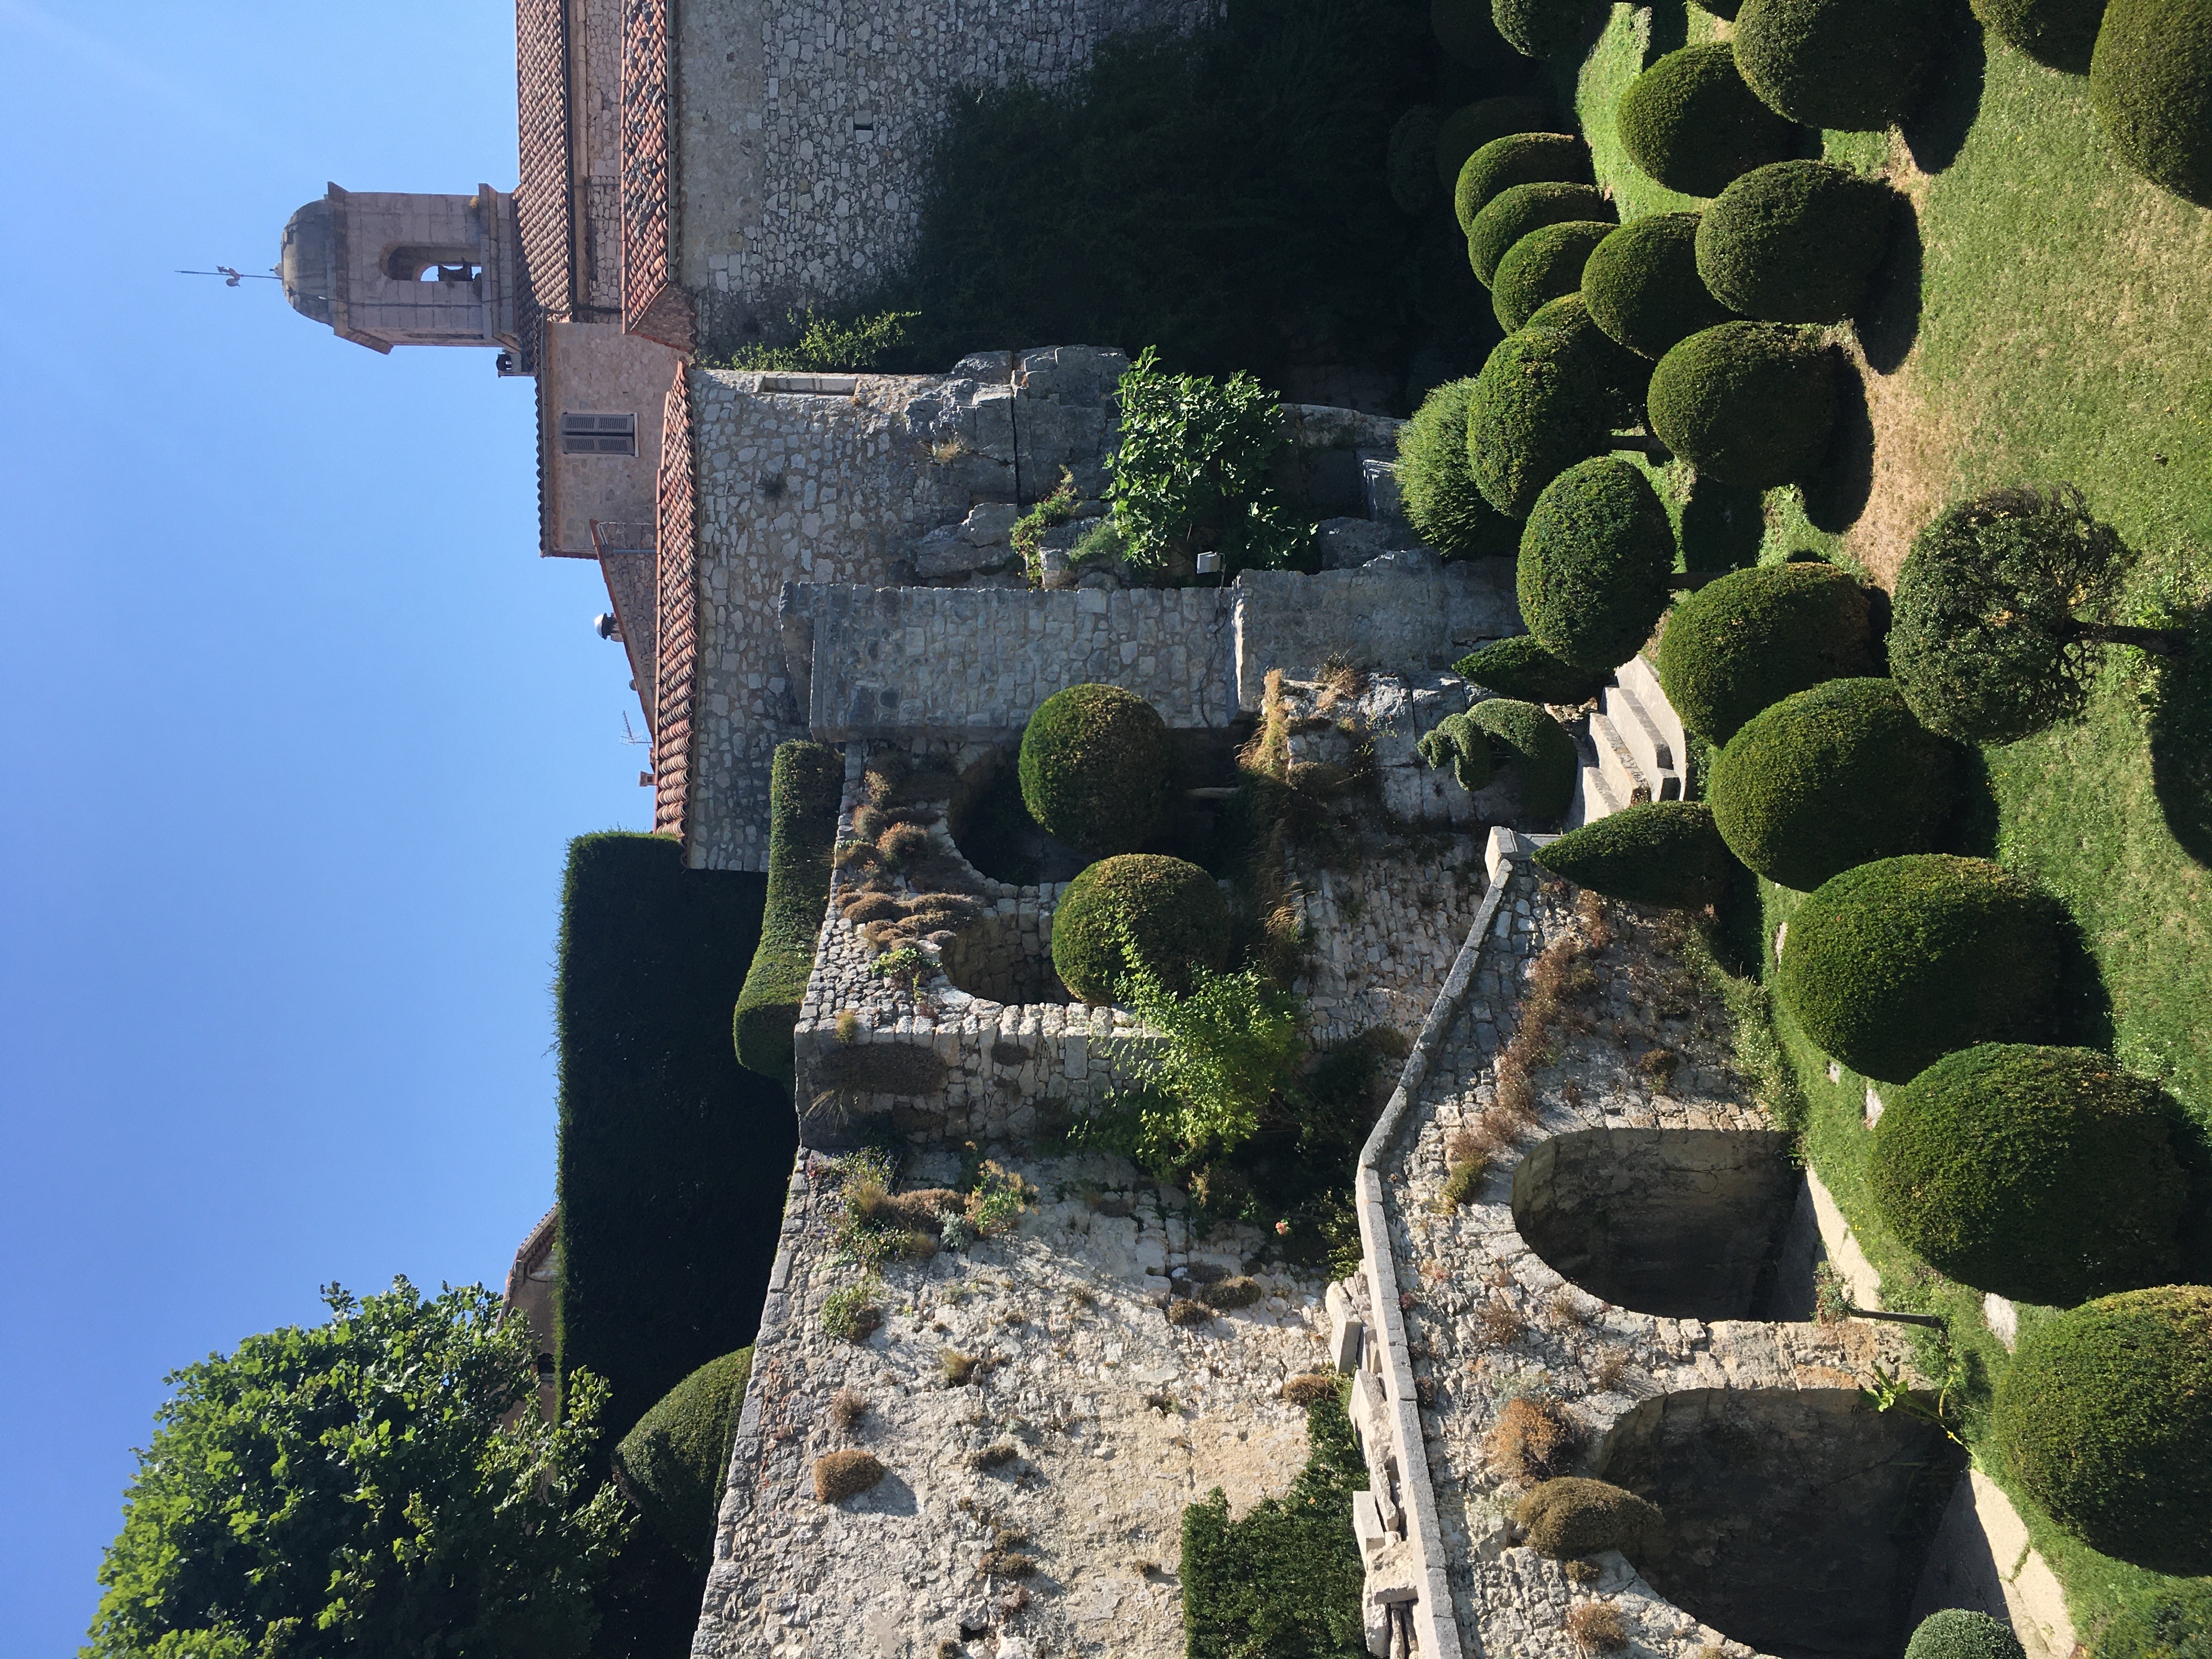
560, 411, 636, 456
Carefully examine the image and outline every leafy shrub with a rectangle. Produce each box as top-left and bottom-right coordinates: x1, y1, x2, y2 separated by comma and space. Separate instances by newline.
1521, 293, 1652, 419
1618, 44, 1805, 198
1472, 698, 1579, 819
1051, 853, 1232, 1003
812, 1449, 887, 1504
1536, 801, 1739, 909
1468, 180, 1616, 285
1708, 678, 1961, 891
1516, 457, 1678, 669
1696, 161, 1899, 323
1774, 854, 2065, 1082
1582, 214, 1734, 359
1418, 712, 1495, 791
820, 1277, 887, 1340
1436, 94, 1559, 189
1456, 132, 1592, 233
614, 1348, 753, 1568
2090, 0, 2212, 207
1733, 0, 1939, 129
1904, 1609, 2028, 1659
1466, 326, 1633, 517
1647, 322, 1838, 489
1454, 635, 1612, 703
1654, 560, 1877, 743
1492, 0, 1598, 58
1991, 1285, 2212, 1576
1018, 684, 1177, 857
1972, 0, 2108, 74
1870, 1044, 2188, 1306
706, 308, 915, 371
1515, 1477, 1665, 1558
1389, 104, 1444, 212
1108, 347, 1311, 576
1492, 220, 1614, 331
1105, 956, 1305, 1161
2091, 1583, 2212, 1659
1890, 484, 2192, 744
1396, 379, 1523, 559
733, 742, 842, 1091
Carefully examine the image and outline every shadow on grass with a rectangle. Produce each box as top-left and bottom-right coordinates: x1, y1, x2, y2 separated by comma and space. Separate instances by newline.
1679, 475, 1768, 571
1947, 743, 2001, 860
1901, 3, 1987, 175
1857, 190, 1924, 375
1802, 348, 1876, 533
2149, 610, 2212, 869
2050, 904, 2117, 1057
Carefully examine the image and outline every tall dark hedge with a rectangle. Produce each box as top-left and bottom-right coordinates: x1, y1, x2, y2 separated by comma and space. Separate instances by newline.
613, 1347, 754, 1568
1582, 214, 1734, 359
1396, 378, 1523, 558
1492, 219, 1613, 331
1455, 132, 1592, 233
1388, 104, 1445, 213
1433, 0, 1514, 66
1492, 0, 1596, 57
1733, 0, 1940, 129
1696, 161, 1899, 323
555, 833, 793, 1453
1647, 322, 1837, 489
1435, 95, 1558, 189
1471, 697, 1579, 819
2090, 0, 2212, 207
1516, 457, 1678, 669
1972, 0, 2109, 74
1453, 635, 1612, 703
1536, 801, 1740, 909
1468, 180, 1615, 285
1618, 44, 1806, 198
732, 742, 842, 1091
1654, 560, 1876, 744
1467, 326, 1630, 517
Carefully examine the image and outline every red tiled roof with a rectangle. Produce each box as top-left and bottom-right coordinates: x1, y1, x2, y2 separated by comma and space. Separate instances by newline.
652, 369, 697, 841
516, 0, 574, 325
504, 1203, 560, 1307
622, 0, 693, 350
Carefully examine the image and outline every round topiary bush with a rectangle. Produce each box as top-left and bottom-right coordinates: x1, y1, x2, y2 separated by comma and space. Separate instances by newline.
2090, 0, 2212, 208
1493, 0, 1596, 57
1647, 322, 1837, 489
1456, 132, 1593, 234
1492, 219, 1615, 331
1433, 0, 1513, 66
1903, 1609, 2028, 1659
1521, 292, 1652, 420
1708, 678, 1961, 891
2090, 1583, 2212, 1659
1536, 801, 1740, 909
614, 1347, 754, 1566
1991, 1285, 2212, 1576
1618, 44, 1808, 198
1695, 161, 1899, 323
1396, 378, 1523, 560
1774, 854, 2064, 1082
1972, 0, 2108, 74
1453, 634, 1613, 703
1582, 214, 1735, 359
1870, 1044, 2189, 1306
1436, 95, 1558, 190
1050, 854, 1232, 1003
1466, 326, 1628, 518
1517, 457, 1678, 669
1018, 684, 1177, 857
1389, 105, 1446, 214
1468, 180, 1616, 286
1733, 0, 1940, 129
1654, 560, 1877, 744
1471, 697, 1579, 819
1515, 1477, 1666, 1558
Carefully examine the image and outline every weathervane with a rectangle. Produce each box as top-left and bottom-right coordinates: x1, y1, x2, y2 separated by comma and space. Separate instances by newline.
175, 265, 283, 287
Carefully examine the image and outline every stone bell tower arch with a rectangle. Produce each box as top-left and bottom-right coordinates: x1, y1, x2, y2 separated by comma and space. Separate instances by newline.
278, 183, 524, 364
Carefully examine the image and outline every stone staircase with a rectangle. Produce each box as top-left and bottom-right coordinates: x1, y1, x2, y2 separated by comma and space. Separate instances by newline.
1570, 652, 1689, 827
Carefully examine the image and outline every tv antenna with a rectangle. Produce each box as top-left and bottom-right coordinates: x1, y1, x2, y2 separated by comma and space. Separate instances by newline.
620, 712, 649, 747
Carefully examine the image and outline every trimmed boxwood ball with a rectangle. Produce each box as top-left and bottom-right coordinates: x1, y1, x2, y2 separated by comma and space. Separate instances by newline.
1468, 180, 1615, 286
1903, 1609, 2027, 1659
1655, 560, 1877, 744
1018, 684, 1176, 858
1492, 0, 1595, 57
1396, 379, 1523, 560
1050, 854, 1232, 1003
1708, 678, 1961, 891
1417, 712, 1494, 792
1696, 161, 1898, 323
1536, 802, 1740, 909
1492, 219, 1614, 331
1453, 635, 1612, 703
1515, 1477, 1666, 1558
1388, 105, 1445, 214
1774, 854, 2064, 1082
1619, 45, 1807, 198
1991, 1286, 2212, 1576
1973, 0, 2108, 74
1648, 323, 1837, 489
613, 1347, 753, 1567
1517, 458, 1677, 669
1466, 326, 1626, 518
1435, 95, 1557, 190
1870, 1045, 2188, 1307
1471, 698, 1579, 820
1456, 132, 1592, 234
1734, 0, 1939, 129
1522, 293, 1652, 422
1583, 215, 1734, 359
2090, 0, 2212, 208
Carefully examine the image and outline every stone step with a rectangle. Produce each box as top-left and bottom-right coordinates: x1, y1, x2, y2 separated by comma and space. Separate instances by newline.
1613, 652, 1689, 779
1601, 680, 1683, 802
1589, 711, 1653, 811
1571, 760, 1622, 827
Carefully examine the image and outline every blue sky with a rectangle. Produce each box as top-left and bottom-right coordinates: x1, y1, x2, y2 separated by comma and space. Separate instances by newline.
0, 4, 646, 1648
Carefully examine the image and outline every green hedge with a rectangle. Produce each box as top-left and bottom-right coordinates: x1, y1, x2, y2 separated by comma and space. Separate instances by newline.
1692, 0, 1742, 13
1991, 1286, 2212, 1577
1733, 0, 1939, 129
1492, 219, 1613, 331
1774, 854, 2064, 1082
1516, 456, 1677, 669
1618, 44, 1805, 198
1522, 292, 1652, 417
1019, 684, 1177, 857
1708, 678, 1961, 892
613, 1347, 754, 1568
1583, 214, 1734, 359
1467, 326, 1627, 517
1467, 180, 1615, 285
2090, 0, 2212, 208
1903, 1610, 2027, 1659
1389, 104, 1444, 213
1396, 378, 1522, 559
1972, 0, 2108, 74
1653, 560, 1877, 744
1455, 132, 1591, 234
1051, 854, 1232, 1003
2091, 1584, 2212, 1659
555, 833, 793, 1453
732, 742, 842, 1091
1435, 94, 1557, 190
1695, 160, 1899, 323
1647, 321, 1837, 489
1491, 0, 1596, 57
1473, 697, 1579, 820
1536, 801, 1739, 909
1870, 1045, 2188, 1307
1515, 1477, 1666, 1558
1453, 634, 1612, 703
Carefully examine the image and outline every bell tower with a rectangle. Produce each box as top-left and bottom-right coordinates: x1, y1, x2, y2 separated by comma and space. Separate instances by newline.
279, 183, 523, 365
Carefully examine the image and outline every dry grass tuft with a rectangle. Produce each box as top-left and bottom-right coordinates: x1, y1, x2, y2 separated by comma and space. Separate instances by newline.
1591, 1346, 1630, 1393
813, 1448, 887, 1503
967, 1441, 1020, 1471
830, 1386, 868, 1432
1166, 1297, 1214, 1327
1487, 1395, 1583, 1484
1283, 1372, 1339, 1407
1564, 1599, 1629, 1651
1472, 1297, 1527, 1349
